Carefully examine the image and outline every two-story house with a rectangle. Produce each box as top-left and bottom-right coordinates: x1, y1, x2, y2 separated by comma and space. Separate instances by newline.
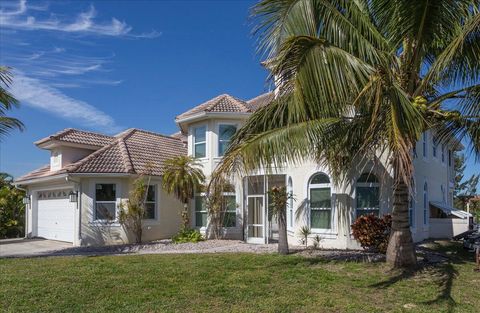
15, 93, 471, 247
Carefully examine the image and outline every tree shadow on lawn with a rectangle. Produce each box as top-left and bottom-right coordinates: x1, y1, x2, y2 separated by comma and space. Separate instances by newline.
370, 241, 472, 313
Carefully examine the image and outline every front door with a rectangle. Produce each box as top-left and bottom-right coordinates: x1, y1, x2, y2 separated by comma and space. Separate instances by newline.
247, 195, 265, 244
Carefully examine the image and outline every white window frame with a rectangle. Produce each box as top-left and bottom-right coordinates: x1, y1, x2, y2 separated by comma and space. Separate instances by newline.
287, 176, 294, 230
441, 144, 446, 164
193, 125, 207, 159
422, 132, 428, 159
355, 174, 380, 218
217, 123, 237, 157
423, 181, 429, 226
94, 183, 118, 222
143, 185, 157, 220
194, 193, 207, 229
308, 173, 333, 232
441, 184, 446, 204
222, 192, 237, 228
409, 179, 416, 231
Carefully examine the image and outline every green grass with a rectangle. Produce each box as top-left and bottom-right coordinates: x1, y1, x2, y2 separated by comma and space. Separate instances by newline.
1, 241, 478, 313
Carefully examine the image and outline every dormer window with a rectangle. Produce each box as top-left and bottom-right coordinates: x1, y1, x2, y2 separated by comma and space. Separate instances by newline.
193, 126, 206, 158
218, 124, 236, 156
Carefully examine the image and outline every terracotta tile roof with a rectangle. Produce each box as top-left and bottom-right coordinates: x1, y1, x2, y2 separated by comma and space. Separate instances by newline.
246, 92, 274, 111
35, 128, 114, 147
16, 129, 187, 183
15, 165, 67, 183
67, 129, 187, 176
176, 94, 251, 120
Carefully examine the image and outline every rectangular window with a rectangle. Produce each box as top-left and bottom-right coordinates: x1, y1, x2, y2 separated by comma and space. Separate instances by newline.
310, 188, 331, 229
432, 137, 437, 158
422, 133, 427, 158
441, 144, 445, 163
409, 195, 415, 228
223, 195, 236, 227
356, 186, 380, 217
144, 185, 156, 219
423, 189, 428, 225
193, 126, 206, 158
95, 184, 116, 220
448, 150, 452, 167
195, 195, 207, 227
218, 124, 236, 156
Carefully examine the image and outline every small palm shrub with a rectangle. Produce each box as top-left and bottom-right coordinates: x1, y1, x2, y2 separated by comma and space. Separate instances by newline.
298, 226, 311, 249
351, 214, 392, 253
172, 228, 204, 244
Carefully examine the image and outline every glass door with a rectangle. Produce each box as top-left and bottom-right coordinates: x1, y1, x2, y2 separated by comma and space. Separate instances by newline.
247, 195, 265, 244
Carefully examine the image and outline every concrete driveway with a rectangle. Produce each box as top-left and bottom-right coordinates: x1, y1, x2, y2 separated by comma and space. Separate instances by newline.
0, 238, 72, 258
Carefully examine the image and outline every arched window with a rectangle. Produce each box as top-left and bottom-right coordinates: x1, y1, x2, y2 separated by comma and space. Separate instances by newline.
423, 181, 428, 225
287, 177, 294, 229
356, 173, 380, 218
309, 173, 332, 229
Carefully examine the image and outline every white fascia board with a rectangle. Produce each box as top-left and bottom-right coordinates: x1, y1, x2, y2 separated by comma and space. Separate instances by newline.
14, 174, 69, 187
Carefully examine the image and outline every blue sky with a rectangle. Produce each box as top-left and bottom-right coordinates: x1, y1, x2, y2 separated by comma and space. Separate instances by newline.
0, 0, 478, 185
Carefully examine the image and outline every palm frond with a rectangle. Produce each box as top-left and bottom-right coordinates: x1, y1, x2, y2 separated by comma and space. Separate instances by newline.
417, 11, 480, 95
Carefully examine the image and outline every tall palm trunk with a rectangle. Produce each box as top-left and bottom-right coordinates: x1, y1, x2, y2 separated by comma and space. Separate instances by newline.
182, 202, 190, 229
277, 205, 289, 255
386, 172, 417, 267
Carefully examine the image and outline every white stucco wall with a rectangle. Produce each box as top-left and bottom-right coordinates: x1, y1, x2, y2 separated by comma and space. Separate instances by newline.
79, 176, 184, 246
181, 114, 457, 249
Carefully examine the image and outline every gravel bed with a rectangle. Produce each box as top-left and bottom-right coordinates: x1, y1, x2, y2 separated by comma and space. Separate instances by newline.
39, 239, 278, 257
23, 239, 446, 264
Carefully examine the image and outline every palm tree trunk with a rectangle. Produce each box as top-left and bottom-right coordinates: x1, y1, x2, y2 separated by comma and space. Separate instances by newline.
386, 175, 417, 268
182, 202, 190, 230
277, 205, 289, 255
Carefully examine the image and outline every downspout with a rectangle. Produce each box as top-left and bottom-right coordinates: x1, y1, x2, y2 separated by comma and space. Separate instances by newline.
14, 184, 29, 239
66, 176, 82, 245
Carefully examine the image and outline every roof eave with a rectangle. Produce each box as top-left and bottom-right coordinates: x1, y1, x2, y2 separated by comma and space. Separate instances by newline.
35, 139, 105, 150
175, 111, 251, 124
14, 173, 69, 187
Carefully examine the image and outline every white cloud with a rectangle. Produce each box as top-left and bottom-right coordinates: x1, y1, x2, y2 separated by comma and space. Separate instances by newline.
11, 72, 121, 133
0, 1, 160, 38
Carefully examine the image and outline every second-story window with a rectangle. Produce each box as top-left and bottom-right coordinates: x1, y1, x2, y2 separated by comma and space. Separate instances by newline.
432, 136, 438, 158
448, 149, 452, 167
193, 126, 206, 158
218, 124, 236, 156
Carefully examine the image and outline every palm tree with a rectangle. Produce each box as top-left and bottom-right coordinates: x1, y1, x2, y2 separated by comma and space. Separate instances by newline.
268, 185, 292, 254
0, 67, 24, 139
213, 0, 480, 268
162, 156, 206, 229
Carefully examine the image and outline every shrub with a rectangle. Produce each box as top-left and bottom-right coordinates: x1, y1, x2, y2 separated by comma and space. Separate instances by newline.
172, 228, 204, 244
351, 214, 392, 253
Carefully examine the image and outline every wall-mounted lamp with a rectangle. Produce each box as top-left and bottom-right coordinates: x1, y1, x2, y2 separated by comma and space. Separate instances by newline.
69, 191, 78, 203
22, 195, 31, 205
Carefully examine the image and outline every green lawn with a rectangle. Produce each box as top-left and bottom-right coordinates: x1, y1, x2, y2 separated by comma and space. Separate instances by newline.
1, 241, 478, 313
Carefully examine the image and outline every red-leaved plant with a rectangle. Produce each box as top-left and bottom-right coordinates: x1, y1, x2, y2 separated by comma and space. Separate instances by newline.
351, 214, 392, 253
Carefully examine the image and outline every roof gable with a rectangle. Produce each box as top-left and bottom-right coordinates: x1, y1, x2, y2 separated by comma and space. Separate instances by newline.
176, 94, 251, 120
66, 129, 187, 176
35, 128, 114, 148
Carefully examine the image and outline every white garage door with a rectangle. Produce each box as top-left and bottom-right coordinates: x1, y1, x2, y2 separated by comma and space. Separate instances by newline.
37, 189, 74, 242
